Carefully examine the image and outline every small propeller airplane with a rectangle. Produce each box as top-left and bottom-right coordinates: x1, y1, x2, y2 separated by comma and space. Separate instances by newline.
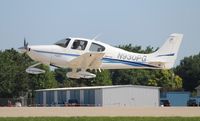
19, 33, 183, 79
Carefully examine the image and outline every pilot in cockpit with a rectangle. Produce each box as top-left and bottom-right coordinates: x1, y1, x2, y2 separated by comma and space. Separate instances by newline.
72, 40, 88, 50
72, 40, 82, 50
77, 41, 82, 50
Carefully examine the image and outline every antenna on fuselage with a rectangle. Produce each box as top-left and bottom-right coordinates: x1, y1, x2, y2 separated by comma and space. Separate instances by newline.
92, 33, 101, 41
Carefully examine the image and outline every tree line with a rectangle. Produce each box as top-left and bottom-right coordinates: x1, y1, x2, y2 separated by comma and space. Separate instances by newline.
0, 45, 199, 98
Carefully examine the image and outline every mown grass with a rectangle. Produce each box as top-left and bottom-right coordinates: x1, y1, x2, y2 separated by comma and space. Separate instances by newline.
0, 117, 200, 121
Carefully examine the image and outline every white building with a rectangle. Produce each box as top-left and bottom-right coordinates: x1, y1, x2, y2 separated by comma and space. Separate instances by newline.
35, 85, 160, 107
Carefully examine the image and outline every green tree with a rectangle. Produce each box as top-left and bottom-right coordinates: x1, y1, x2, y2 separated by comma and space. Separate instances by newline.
148, 79, 158, 86
173, 75, 182, 89
175, 53, 200, 91
0, 49, 57, 98
154, 70, 182, 90
0, 49, 31, 98
28, 64, 57, 91
54, 68, 81, 87
92, 70, 112, 86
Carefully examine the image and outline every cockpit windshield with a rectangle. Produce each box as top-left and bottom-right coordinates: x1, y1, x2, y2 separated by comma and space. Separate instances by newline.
55, 38, 71, 48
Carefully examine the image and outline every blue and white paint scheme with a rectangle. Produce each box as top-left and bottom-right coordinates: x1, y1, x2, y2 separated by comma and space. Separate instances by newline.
19, 33, 183, 79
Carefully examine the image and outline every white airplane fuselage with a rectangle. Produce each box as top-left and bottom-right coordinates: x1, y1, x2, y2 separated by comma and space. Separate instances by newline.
27, 40, 152, 69
19, 33, 183, 78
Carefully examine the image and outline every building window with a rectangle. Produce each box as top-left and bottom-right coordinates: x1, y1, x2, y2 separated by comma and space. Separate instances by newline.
46, 91, 54, 106
35, 91, 43, 106
57, 90, 67, 105
84, 89, 95, 105
70, 90, 80, 103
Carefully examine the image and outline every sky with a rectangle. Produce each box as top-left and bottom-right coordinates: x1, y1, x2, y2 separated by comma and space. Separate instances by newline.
0, 0, 200, 65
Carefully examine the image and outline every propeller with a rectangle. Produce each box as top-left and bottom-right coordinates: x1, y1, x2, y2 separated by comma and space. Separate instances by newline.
24, 38, 28, 50
18, 37, 29, 53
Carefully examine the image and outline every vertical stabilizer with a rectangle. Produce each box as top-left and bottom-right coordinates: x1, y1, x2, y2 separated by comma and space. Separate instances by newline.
152, 33, 183, 69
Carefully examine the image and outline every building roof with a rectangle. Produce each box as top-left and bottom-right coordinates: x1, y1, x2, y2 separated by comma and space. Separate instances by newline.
35, 85, 160, 92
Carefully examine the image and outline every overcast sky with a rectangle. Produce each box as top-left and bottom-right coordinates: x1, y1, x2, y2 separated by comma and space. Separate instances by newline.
0, 0, 200, 65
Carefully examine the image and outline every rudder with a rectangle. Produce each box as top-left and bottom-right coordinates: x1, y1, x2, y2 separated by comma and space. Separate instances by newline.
152, 33, 183, 69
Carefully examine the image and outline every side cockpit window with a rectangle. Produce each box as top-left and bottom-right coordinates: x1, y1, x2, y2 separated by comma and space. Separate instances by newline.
71, 40, 88, 50
55, 38, 71, 48
89, 42, 105, 52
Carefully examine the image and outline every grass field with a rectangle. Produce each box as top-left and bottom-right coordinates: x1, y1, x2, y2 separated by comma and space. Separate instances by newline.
0, 117, 200, 121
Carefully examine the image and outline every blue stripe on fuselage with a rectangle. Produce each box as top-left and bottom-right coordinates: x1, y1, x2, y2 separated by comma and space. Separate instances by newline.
32, 50, 159, 68
102, 58, 158, 68
33, 50, 79, 57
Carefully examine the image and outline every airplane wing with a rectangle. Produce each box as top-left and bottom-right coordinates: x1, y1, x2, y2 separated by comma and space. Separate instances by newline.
68, 52, 105, 70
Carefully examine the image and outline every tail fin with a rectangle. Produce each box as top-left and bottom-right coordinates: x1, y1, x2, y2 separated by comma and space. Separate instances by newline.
151, 33, 183, 69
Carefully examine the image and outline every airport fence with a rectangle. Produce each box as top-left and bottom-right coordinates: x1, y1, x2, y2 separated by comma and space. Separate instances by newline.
0, 98, 35, 107
0, 98, 99, 107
